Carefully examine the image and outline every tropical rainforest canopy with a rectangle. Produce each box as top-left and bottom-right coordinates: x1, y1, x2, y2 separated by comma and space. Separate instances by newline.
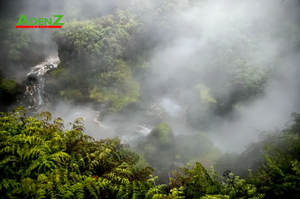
0, 0, 300, 198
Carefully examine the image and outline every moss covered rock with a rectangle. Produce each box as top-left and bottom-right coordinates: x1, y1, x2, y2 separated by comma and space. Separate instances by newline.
147, 123, 174, 147
139, 123, 176, 180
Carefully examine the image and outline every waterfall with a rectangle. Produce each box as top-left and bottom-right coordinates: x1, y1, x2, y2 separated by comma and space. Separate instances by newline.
22, 56, 60, 110
36, 87, 43, 106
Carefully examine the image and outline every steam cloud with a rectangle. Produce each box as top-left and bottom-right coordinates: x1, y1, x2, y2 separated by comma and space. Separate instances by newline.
1, 0, 300, 153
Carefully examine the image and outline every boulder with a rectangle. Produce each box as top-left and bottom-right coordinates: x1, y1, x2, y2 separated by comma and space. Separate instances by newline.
147, 123, 174, 147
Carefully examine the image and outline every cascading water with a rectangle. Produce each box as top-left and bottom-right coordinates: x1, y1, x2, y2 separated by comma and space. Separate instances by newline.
21, 56, 60, 112
37, 88, 43, 106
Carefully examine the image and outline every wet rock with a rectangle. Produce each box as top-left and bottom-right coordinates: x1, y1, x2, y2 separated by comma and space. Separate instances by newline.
27, 73, 39, 83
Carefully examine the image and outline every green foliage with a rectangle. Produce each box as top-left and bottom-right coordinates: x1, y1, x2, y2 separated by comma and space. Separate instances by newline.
51, 11, 141, 110
1, 107, 227, 199
138, 123, 176, 181
221, 171, 264, 199
60, 88, 87, 102
169, 163, 221, 198
0, 17, 50, 65
138, 126, 222, 184
2, 108, 300, 198
49, 67, 66, 79
0, 77, 21, 108
0, 106, 155, 198
89, 60, 140, 112
201, 195, 230, 199
215, 113, 300, 199
2, 0, 300, 197
249, 129, 300, 199
147, 123, 174, 146
0, 79, 18, 94
176, 132, 222, 169
52, 10, 140, 69
196, 85, 217, 108
0, 18, 31, 62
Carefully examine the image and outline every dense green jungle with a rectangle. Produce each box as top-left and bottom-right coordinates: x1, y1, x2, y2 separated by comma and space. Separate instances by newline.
1, 0, 300, 198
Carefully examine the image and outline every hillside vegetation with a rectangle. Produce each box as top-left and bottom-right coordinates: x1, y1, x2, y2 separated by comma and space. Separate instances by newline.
0, 0, 300, 198
1, 108, 300, 198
